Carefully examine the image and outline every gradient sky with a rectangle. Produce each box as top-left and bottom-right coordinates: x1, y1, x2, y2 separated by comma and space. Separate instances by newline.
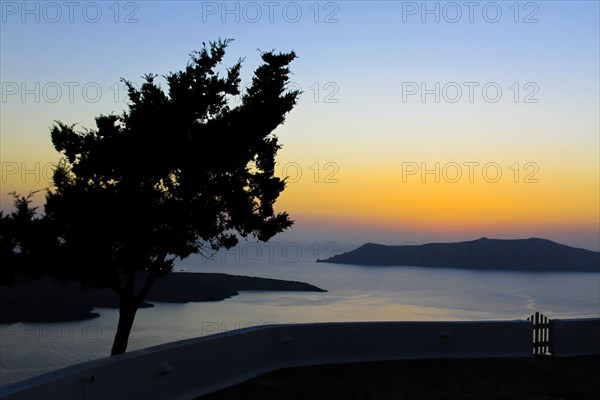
1, 1, 599, 250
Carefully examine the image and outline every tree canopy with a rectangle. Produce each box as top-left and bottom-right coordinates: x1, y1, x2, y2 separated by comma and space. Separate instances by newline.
0, 191, 59, 285
14, 39, 300, 354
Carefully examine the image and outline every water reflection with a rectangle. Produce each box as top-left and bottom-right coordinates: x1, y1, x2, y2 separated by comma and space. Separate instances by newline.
1, 261, 598, 386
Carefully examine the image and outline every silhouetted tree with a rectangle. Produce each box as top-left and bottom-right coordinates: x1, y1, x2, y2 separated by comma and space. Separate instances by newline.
45, 39, 299, 355
0, 192, 59, 285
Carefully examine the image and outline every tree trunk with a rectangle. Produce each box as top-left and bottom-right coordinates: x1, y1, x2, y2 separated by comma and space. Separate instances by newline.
110, 268, 159, 356
111, 300, 138, 356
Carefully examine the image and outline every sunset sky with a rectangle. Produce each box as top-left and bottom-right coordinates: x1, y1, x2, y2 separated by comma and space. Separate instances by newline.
1, 1, 598, 250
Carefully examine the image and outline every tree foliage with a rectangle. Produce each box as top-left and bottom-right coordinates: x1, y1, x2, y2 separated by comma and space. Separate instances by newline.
42, 39, 299, 354
0, 192, 59, 285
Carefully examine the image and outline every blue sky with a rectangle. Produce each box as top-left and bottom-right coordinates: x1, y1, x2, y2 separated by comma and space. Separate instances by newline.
1, 1, 599, 250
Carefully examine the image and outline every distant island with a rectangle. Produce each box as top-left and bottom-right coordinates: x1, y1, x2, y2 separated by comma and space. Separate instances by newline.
0, 273, 326, 324
317, 238, 599, 272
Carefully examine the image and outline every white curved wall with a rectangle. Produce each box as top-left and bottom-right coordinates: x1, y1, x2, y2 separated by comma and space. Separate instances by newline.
0, 320, 533, 400
551, 318, 600, 356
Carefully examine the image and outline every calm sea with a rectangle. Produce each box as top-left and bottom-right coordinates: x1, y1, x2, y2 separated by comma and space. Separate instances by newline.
1, 251, 599, 386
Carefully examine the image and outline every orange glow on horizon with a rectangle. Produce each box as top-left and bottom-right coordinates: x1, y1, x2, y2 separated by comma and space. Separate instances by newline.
275, 159, 599, 243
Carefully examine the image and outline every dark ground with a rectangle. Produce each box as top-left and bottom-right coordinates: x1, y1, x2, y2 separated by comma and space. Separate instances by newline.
200, 356, 600, 400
